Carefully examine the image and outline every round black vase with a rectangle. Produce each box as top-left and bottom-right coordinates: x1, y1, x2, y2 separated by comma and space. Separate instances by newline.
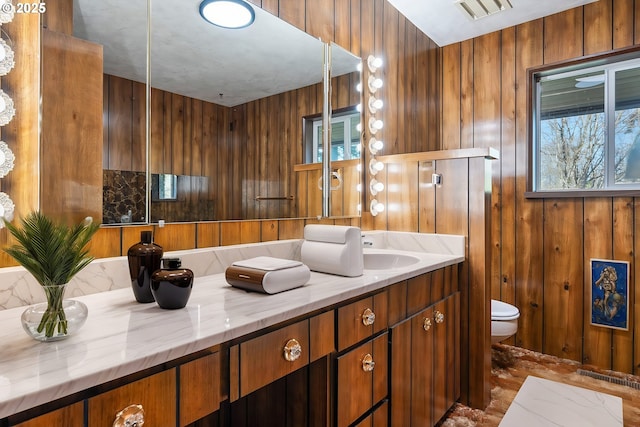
127, 231, 163, 303
151, 258, 194, 309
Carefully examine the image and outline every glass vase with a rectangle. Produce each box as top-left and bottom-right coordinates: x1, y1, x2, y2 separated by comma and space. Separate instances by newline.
21, 284, 88, 342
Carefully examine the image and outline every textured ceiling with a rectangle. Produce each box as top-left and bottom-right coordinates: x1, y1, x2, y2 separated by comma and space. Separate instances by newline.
73, 0, 359, 107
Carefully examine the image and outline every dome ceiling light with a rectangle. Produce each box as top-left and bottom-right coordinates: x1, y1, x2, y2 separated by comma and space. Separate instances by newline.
199, 0, 255, 29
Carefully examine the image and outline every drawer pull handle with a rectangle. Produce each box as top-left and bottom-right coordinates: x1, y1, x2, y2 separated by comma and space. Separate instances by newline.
283, 338, 302, 362
362, 308, 376, 326
362, 353, 375, 372
434, 310, 445, 324
423, 317, 432, 331
113, 404, 145, 427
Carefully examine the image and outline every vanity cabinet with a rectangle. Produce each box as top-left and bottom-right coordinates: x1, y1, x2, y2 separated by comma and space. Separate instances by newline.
336, 332, 388, 427
4, 263, 463, 427
390, 292, 460, 426
8, 349, 223, 427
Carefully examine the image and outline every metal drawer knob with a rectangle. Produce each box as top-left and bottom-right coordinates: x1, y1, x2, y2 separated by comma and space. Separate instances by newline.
362, 308, 376, 326
423, 317, 432, 331
362, 353, 375, 372
283, 338, 302, 362
113, 404, 145, 427
434, 310, 444, 324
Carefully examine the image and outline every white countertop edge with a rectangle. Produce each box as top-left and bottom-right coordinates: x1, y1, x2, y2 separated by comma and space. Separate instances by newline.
0, 249, 463, 419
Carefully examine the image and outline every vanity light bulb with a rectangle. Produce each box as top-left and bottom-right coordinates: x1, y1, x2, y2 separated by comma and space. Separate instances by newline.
356, 183, 362, 192
368, 96, 383, 114
368, 76, 383, 93
367, 55, 383, 72
356, 122, 362, 133
356, 82, 363, 93
369, 158, 384, 175
368, 118, 384, 134
0, 95, 5, 113
0, 45, 6, 62
370, 199, 385, 216
369, 179, 384, 195
356, 62, 363, 73
369, 138, 384, 154
356, 103, 362, 112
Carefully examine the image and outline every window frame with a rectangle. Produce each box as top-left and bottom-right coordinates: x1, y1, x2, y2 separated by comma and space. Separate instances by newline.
303, 106, 361, 164
527, 46, 640, 198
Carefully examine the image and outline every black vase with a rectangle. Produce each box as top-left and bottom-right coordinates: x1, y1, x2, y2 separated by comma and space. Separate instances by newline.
127, 231, 163, 303
151, 258, 194, 309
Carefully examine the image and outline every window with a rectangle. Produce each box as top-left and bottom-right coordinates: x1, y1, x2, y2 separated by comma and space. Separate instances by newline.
305, 108, 361, 163
531, 52, 640, 193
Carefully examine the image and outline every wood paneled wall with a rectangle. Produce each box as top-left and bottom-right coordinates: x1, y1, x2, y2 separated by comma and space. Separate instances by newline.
105, 73, 358, 221
440, 0, 640, 376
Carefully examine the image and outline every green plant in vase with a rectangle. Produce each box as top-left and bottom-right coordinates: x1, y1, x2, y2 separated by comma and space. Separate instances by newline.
3, 212, 99, 340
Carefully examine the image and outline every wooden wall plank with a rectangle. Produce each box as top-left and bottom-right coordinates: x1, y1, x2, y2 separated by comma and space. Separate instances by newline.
386, 162, 418, 231
543, 7, 583, 64
441, 44, 461, 150
583, 198, 613, 368
613, 0, 634, 49
107, 76, 133, 171
305, 0, 334, 41
514, 18, 544, 352
132, 81, 146, 172
543, 199, 584, 361
500, 27, 517, 313
460, 40, 474, 149
584, 0, 613, 55
197, 222, 221, 248
279, 0, 305, 32
612, 198, 634, 373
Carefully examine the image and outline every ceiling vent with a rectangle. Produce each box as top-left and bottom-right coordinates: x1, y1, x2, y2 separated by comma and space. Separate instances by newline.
455, 0, 513, 20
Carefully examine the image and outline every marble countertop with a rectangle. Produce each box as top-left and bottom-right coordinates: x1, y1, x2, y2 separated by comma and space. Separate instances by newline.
0, 240, 463, 419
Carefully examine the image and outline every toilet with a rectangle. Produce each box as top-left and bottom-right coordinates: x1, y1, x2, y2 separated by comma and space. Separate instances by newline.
491, 299, 520, 344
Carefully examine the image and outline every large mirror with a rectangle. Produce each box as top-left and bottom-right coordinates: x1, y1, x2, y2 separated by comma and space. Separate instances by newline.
73, 0, 361, 224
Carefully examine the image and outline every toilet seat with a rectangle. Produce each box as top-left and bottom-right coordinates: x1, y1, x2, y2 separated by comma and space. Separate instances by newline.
491, 299, 520, 321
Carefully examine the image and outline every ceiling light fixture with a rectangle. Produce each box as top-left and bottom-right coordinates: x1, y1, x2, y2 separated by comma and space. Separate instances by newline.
199, 0, 255, 29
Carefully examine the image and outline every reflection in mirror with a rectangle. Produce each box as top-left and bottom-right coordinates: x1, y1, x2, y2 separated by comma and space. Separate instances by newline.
73, 0, 148, 225
74, 1, 362, 224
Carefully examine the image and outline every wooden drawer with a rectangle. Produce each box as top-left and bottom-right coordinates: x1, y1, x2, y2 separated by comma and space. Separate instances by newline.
88, 370, 176, 427
11, 402, 84, 427
337, 291, 388, 351
231, 318, 310, 400
336, 332, 388, 427
179, 350, 222, 426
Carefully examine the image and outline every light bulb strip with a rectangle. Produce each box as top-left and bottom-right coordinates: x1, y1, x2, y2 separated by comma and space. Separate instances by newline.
366, 54, 384, 216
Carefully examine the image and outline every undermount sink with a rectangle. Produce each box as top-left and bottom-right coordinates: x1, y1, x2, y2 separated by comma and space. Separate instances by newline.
363, 252, 421, 270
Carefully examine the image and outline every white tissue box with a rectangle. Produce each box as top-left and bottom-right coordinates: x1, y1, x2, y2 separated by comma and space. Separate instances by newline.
225, 256, 310, 294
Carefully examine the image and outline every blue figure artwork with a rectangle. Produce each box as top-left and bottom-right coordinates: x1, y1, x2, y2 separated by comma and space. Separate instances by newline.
591, 259, 628, 330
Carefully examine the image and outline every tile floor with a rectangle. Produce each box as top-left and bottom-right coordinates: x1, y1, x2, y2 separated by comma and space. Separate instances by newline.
439, 344, 640, 427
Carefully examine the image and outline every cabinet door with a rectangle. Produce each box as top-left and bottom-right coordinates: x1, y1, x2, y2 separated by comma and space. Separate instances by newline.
410, 305, 434, 427
390, 292, 460, 427
336, 332, 388, 427
88, 369, 176, 427
179, 351, 222, 426
11, 402, 84, 427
